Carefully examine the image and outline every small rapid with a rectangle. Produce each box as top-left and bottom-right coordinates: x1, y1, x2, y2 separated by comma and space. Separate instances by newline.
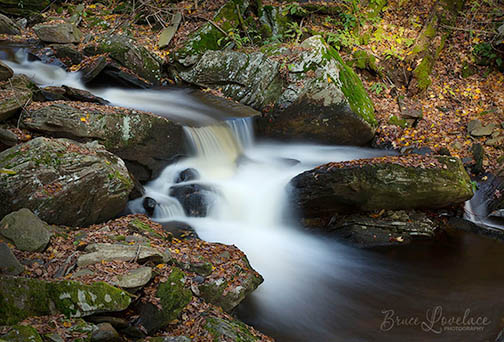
3, 45, 504, 342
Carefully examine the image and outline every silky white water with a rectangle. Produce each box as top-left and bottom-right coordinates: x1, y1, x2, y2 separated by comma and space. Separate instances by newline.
4, 46, 504, 342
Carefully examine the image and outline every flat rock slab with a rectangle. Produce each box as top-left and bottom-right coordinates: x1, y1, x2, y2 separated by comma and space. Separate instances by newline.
33, 23, 83, 44
0, 88, 32, 121
0, 61, 13, 81
0, 208, 51, 252
0, 242, 24, 275
78, 243, 170, 267
113, 266, 152, 289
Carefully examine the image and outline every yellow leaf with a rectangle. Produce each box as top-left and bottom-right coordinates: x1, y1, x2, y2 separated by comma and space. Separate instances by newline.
327, 77, 332, 83
80, 117, 87, 122
156, 264, 165, 269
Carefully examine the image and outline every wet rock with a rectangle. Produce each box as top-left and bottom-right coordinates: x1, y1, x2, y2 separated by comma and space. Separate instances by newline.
290, 156, 474, 222
61, 86, 108, 104
86, 316, 130, 330
135, 267, 192, 334
90, 323, 120, 342
33, 23, 83, 44
79, 55, 108, 84
1, 325, 42, 342
0, 275, 131, 324
203, 316, 260, 342
28, 47, 67, 69
50, 44, 83, 66
77, 243, 170, 267
113, 266, 152, 289
180, 36, 376, 145
497, 328, 504, 342
40, 86, 67, 101
0, 88, 32, 121
0, 208, 51, 252
327, 210, 438, 248
471, 143, 485, 174
169, 184, 214, 217
21, 103, 185, 182
0, 243, 24, 275
161, 221, 199, 240
0, 13, 20, 35
100, 65, 152, 89
143, 197, 158, 216
175, 168, 200, 183
0, 61, 13, 81
94, 35, 162, 83
0, 138, 133, 227
0, 128, 17, 146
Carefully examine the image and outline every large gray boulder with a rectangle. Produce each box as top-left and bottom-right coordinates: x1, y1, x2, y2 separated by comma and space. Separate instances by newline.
33, 22, 82, 44
0, 88, 32, 121
290, 155, 474, 222
22, 103, 185, 181
179, 36, 376, 145
0, 13, 20, 35
0, 137, 133, 227
77, 243, 170, 267
0, 276, 132, 325
0, 208, 51, 252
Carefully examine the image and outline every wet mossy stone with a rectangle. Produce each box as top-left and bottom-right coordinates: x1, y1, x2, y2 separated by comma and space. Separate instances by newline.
180, 35, 376, 145
0, 276, 131, 325
21, 103, 185, 182
95, 35, 162, 83
290, 155, 474, 221
174, 0, 250, 66
0, 208, 51, 252
204, 316, 259, 342
136, 267, 192, 334
1, 325, 43, 342
0, 138, 133, 227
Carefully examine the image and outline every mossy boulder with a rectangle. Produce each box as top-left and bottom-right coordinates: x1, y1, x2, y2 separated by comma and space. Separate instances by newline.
0, 208, 51, 252
204, 316, 259, 342
22, 103, 185, 181
180, 35, 376, 145
290, 156, 474, 221
1, 325, 42, 342
33, 23, 82, 44
174, 0, 250, 66
136, 268, 192, 334
0, 88, 32, 122
0, 137, 133, 227
95, 35, 162, 83
0, 0, 49, 16
198, 257, 263, 312
0, 243, 24, 275
0, 276, 131, 325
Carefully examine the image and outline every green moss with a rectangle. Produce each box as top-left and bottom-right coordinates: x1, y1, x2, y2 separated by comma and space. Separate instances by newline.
324, 44, 377, 126
413, 54, 434, 91
388, 115, 408, 128
155, 267, 192, 323
204, 317, 258, 342
49, 280, 131, 317
1, 325, 43, 342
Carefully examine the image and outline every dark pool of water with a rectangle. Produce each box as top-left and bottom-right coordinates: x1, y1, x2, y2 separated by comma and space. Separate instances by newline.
238, 227, 504, 342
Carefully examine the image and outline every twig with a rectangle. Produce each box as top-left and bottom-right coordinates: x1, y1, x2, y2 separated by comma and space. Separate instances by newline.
441, 24, 496, 35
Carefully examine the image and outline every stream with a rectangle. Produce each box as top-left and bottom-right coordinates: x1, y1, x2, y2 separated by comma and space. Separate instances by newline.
2, 46, 504, 342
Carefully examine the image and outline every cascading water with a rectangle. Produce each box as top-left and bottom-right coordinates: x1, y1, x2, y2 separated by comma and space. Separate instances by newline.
3, 45, 504, 342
